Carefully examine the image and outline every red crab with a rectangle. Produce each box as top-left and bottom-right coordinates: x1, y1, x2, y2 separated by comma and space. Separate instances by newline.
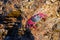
26, 12, 47, 29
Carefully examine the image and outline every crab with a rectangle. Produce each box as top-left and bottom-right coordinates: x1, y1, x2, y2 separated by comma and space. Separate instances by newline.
26, 12, 47, 29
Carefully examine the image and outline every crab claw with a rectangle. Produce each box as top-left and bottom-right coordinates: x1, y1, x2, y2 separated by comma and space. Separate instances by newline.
39, 12, 47, 19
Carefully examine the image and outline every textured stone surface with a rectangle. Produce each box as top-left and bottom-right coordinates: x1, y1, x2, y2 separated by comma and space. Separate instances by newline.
0, 0, 60, 40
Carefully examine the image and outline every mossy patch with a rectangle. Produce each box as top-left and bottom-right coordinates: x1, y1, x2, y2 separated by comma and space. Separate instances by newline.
7, 11, 21, 17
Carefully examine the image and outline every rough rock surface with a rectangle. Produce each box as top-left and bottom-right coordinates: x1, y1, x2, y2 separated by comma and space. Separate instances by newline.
0, 0, 60, 40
